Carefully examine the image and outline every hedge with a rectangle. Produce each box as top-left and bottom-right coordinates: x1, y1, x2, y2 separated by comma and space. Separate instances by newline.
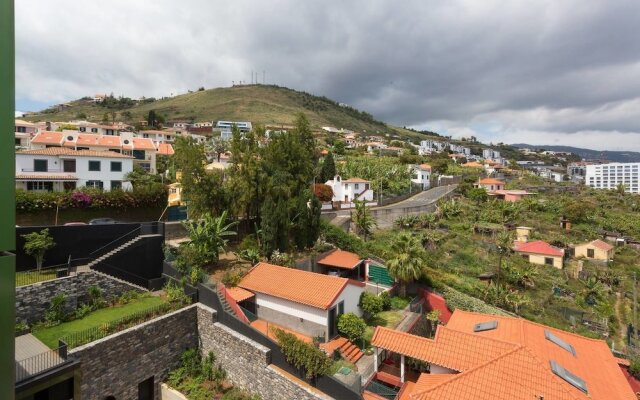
442, 286, 513, 317
16, 185, 167, 213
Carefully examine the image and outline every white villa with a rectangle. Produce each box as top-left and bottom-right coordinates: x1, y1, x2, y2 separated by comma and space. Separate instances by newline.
325, 175, 374, 204
411, 164, 432, 190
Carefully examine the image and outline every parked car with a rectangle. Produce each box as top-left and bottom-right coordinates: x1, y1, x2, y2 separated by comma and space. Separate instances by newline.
88, 218, 117, 225
63, 222, 87, 226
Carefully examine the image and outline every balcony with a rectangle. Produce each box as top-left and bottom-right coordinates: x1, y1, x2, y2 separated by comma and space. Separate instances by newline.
15, 334, 72, 385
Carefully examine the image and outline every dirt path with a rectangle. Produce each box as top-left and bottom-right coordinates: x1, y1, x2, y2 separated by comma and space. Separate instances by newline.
615, 292, 627, 351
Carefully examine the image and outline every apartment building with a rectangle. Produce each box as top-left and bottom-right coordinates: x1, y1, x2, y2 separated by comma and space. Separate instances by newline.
30, 131, 159, 173
15, 147, 134, 191
585, 163, 640, 194
482, 148, 501, 160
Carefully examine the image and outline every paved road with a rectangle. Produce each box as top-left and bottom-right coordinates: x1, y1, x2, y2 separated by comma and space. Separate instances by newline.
373, 184, 457, 210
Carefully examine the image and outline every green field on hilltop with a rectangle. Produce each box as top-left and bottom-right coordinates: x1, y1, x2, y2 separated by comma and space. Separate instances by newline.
23, 84, 429, 140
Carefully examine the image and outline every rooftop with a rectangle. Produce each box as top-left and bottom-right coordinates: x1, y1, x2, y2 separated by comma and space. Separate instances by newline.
514, 240, 564, 257
17, 148, 133, 158
316, 249, 362, 270
238, 263, 356, 309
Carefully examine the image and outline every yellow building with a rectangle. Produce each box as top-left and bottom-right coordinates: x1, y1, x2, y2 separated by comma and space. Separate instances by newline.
167, 182, 182, 206
574, 239, 614, 262
514, 240, 564, 269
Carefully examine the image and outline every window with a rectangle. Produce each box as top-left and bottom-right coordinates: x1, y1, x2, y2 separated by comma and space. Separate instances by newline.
16, 126, 27, 133
15, 138, 20, 145
91, 128, 98, 133
544, 257, 554, 266
550, 360, 588, 393
79, 126, 86, 132
111, 181, 122, 190
27, 181, 53, 191
86, 180, 103, 189
355, 183, 360, 190
587, 248, 595, 258
545, 330, 576, 356
338, 301, 344, 316
88, 160, 101, 171
63, 159, 76, 172
110, 161, 122, 172
473, 320, 498, 332
33, 159, 48, 172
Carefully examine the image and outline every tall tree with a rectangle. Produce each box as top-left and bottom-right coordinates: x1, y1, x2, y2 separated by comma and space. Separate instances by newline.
147, 110, 157, 127
182, 211, 237, 264
22, 229, 55, 270
495, 230, 513, 286
387, 233, 427, 297
320, 152, 336, 182
353, 200, 376, 241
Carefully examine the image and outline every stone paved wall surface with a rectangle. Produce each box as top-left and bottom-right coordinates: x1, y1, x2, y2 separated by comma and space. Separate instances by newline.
70, 305, 198, 400
196, 305, 331, 400
15, 271, 145, 324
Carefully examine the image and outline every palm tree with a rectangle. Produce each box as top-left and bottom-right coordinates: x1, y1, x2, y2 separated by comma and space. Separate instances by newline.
387, 233, 427, 297
183, 211, 238, 263
353, 200, 376, 241
495, 230, 513, 286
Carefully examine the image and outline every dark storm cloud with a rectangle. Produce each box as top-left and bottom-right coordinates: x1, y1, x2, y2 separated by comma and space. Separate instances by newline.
16, 0, 640, 150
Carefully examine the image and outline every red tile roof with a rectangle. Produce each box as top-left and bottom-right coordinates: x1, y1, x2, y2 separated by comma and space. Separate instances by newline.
478, 178, 505, 185
30, 131, 64, 145
316, 249, 362, 270
226, 287, 255, 303
514, 240, 564, 257
17, 148, 132, 159
417, 164, 432, 171
589, 239, 614, 252
343, 177, 369, 183
238, 263, 356, 309
130, 137, 156, 151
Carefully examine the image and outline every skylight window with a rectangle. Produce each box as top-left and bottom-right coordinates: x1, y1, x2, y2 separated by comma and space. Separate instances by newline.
473, 320, 498, 332
545, 330, 576, 356
550, 360, 588, 394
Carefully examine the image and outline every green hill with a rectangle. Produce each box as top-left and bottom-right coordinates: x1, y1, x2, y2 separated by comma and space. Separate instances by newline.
23, 85, 427, 139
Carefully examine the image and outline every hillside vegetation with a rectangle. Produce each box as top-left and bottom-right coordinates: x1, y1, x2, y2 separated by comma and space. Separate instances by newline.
23, 85, 426, 139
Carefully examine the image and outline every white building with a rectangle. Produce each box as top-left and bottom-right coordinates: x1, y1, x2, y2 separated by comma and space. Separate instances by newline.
216, 120, 252, 132
586, 163, 640, 194
30, 131, 160, 173
237, 262, 364, 341
325, 175, 374, 204
450, 144, 471, 155
16, 148, 134, 192
483, 148, 501, 160
411, 164, 432, 190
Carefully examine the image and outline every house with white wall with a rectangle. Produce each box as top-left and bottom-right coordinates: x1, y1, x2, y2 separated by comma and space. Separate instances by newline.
30, 131, 159, 173
474, 178, 505, 191
411, 164, 431, 190
325, 175, 374, 204
237, 263, 365, 341
16, 147, 133, 192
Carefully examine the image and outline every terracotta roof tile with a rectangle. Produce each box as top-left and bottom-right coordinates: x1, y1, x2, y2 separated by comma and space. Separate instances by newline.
30, 131, 63, 145
478, 178, 505, 185
343, 177, 369, 183
226, 287, 255, 303
589, 239, 614, 251
157, 143, 175, 155
417, 164, 432, 170
238, 263, 352, 309
514, 240, 564, 257
131, 137, 156, 151
317, 249, 362, 270
17, 148, 132, 159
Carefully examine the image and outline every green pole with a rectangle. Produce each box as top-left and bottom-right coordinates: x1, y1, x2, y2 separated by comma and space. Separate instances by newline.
0, 0, 16, 397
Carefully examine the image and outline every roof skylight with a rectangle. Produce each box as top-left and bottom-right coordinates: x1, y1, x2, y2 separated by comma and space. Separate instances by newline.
473, 320, 498, 332
550, 360, 588, 394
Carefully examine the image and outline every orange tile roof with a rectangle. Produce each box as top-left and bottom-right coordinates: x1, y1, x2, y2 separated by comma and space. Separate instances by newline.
131, 137, 156, 151
97, 136, 122, 147
316, 249, 362, 270
412, 373, 453, 393
477, 178, 505, 185
417, 163, 432, 170
589, 239, 614, 252
30, 131, 64, 145
226, 286, 255, 303
238, 263, 353, 309
17, 148, 132, 159
343, 177, 369, 183
371, 326, 517, 372
75, 133, 102, 146
16, 174, 77, 181
157, 143, 175, 155
462, 161, 483, 168
415, 310, 636, 400
514, 240, 564, 257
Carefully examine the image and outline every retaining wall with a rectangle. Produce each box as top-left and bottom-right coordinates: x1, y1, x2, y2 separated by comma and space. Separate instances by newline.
15, 271, 145, 324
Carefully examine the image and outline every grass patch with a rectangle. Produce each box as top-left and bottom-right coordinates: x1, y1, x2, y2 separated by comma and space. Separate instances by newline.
390, 296, 411, 310
16, 269, 58, 286
329, 359, 356, 375
33, 296, 166, 348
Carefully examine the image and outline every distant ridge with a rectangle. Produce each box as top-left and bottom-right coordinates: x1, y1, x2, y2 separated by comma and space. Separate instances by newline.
511, 144, 640, 163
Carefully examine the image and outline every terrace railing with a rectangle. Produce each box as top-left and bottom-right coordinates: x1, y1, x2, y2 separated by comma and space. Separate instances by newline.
15, 342, 69, 383
16, 264, 69, 287
59, 302, 178, 348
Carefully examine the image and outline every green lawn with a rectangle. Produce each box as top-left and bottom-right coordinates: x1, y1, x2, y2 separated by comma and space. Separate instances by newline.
364, 309, 407, 345
16, 269, 59, 287
33, 296, 166, 348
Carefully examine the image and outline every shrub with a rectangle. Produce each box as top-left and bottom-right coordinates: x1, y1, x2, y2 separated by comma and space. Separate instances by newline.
629, 358, 640, 379
164, 281, 192, 305
319, 220, 365, 254
379, 291, 392, 311
74, 303, 93, 319
359, 292, 384, 321
313, 184, 334, 202
273, 328, 332, 379
44, 293, 67, 326
221, 268, 245, 287
337, 313, 367, 343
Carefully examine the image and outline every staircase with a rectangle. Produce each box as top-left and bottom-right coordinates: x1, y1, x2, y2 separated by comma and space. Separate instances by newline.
82, 234, 158, 269
321, 337, 364, 364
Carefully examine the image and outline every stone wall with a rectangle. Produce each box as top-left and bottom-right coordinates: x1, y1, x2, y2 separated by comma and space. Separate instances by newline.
70, 305, 199, 400
15, 271, 145, 324
196, 305, 331, 400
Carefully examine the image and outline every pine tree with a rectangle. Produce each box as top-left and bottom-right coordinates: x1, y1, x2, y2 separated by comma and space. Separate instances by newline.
320, 152, 336, 182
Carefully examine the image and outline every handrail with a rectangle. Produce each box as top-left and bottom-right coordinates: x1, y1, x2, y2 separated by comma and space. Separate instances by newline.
15, 344, 68, 383
89, 226, 141, 256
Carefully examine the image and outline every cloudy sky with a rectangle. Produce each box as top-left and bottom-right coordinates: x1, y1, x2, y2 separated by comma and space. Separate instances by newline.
16, 0, 640, 151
